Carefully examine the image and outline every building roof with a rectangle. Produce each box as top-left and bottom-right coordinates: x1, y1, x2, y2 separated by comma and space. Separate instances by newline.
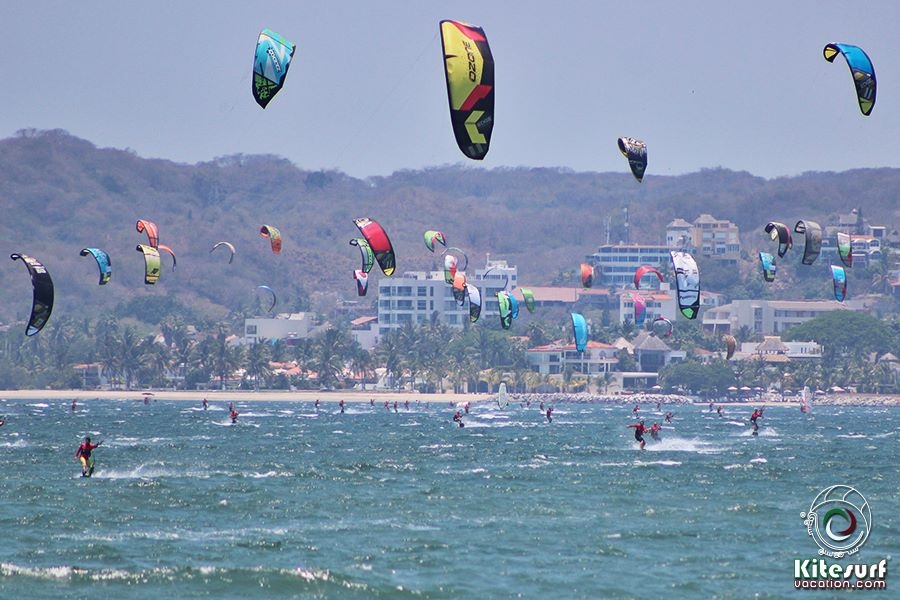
667, 218, 693, 229
632, 332, 672, 352
351, 315, 378, 327
755, 336, 789, 353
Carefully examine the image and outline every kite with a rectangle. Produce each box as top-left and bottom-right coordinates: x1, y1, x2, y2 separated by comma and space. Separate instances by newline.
580, 263, 594, 289
508, 292, 520, 320
634, 265, 664, 290
670, 251, 700, 320
758, 251, 777, 283
823, 43, 876, 116
158, 244, 177, 272
135, 245, 161, 285
10, 253, 54, 336
520, 288, 536, 313
794, 220, 822, 266
80, 247, 112, 285
256, 285, 277, 312
211, 241, 236, 264
466, 283, 482, 323
830, 265, 847, 302
651, 316, 673, 338
424, 230, 447, 252
260, 225, 282, 254
629, 292, 646, 326
452, 272, 468, 305
252, 29, 296, 109
136, 219, 159, 248
765, 222, 792, 258
349, 238, 376, 274
836, 232, 853, 268
442, 247, 468, 285
723, 334, 737, 360
617, 137, 648, 182
353, 269, 369, 296
440, 20, 494, 160
353, 218, 395, 276
497, 291, 513, 330
571, 312, 588, 352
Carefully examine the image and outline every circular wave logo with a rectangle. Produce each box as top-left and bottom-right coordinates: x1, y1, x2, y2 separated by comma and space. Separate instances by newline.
801, 485, 871, 558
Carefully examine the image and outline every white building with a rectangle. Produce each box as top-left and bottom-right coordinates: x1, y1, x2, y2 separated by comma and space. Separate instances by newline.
243, 312, 316, 344
588, 244, 671, 287
619, 284, 677, 325
376, 259, 518, 335
702, 299, 869, 336
525, 340, 619, 376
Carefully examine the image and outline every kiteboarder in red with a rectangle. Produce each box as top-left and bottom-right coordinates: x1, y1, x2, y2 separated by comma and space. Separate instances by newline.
75, 436, 102, 477
230, 409, 239, 423
649, 423, 662, 441
627, 420, 648, 450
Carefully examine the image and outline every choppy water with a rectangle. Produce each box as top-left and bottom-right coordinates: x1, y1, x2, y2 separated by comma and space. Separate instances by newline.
0, 398, 896, 599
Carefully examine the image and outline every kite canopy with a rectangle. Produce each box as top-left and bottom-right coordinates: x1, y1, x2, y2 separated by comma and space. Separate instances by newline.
10, 253, 54, 336
634, 265, 664, 290
466, 283, 482, 323
80, 247, 112, 285
670, 251, 700, 320
764, 222, 792, 258
758, 251, 777, 283
617, 137, 648, 182
253, 29, 296, 109
442, 247, 468, 284
211, 241, 236, 264
823, 43, 876, 116
836, 232, 853, 268
723, 334, 737, 360
520, 288, 536, 313
571, 312, 588, 352
158, 244, 177, 272
256, 285, 277, 312
497, 291, 513, 330
260, 225, 282, 254
354, 218, 395, 276
349, 238, 376, 274
830, 265, 847, 302
136, 219, 159, 248
629, 292, 646, 326
440, 20, 494, 160
424, 230, 447, 252
651, 316, 673, 338
580, 263, 594, 289
353, 270, 369, 297
794, 220, 822, 266
135, 245, 161, 285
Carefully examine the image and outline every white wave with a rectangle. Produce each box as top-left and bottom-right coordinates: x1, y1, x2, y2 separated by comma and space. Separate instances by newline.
634, 459, 682, 466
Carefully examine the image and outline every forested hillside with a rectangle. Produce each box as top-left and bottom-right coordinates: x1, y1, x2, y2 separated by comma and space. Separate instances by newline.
1, 129, 898, 329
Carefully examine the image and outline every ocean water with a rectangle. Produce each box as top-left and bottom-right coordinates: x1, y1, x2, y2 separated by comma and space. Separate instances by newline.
0, 398, 896, 599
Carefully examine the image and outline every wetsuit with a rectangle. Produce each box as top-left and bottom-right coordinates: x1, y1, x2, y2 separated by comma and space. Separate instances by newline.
650, 424, 661, 440
76, 441, 100, 476
230, 410, 239, 423
628, 423, 647, 449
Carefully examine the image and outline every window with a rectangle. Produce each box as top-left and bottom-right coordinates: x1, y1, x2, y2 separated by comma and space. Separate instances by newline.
246, 325, 257, 335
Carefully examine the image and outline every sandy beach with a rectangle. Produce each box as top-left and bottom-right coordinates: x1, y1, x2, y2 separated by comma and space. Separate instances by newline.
1, 389, 898, 407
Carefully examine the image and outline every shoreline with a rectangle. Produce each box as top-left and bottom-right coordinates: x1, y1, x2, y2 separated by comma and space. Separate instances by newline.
0, 389, 898, 407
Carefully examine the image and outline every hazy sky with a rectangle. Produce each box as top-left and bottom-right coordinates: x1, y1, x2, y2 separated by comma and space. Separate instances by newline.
2, 1, 898, 179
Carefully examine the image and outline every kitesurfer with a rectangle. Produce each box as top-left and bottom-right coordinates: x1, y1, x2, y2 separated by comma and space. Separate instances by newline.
627, 420, 648, 450
202, 398, 208, 410
650, 423, 662, 441
464, 402, 470, 414
404, 400, 409, 410
664, 412, 674, 424
546, 407, 553, 423
717, 405, 724, 417
71, 399, 77, 411
230, 409, 239, 423
632, 404, 640, 416
709, 401, 714, 412
750, 408, 763, 435
339, 399, 345, 414
453, 410, 464, 428
229, 402, 235, 412
540, 401, 545, 411
75, 436, 102, 477
393, 401, 398, 413
315, 398, 320, 409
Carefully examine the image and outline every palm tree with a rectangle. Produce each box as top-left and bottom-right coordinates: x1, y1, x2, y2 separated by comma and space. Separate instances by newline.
311, 327, 353, 388
246, 339, 273, 390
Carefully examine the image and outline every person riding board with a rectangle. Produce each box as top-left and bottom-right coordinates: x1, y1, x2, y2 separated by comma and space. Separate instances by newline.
546, 407, 554, 423
750, 408, 763, 435
75, 436, 102, 477
627, 420, 648, 450
202, 398, 208, 410
230, 409, 239, 423
649, 422, 662, 441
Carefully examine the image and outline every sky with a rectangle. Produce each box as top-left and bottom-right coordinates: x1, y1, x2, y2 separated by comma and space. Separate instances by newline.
2, 1, 899, 180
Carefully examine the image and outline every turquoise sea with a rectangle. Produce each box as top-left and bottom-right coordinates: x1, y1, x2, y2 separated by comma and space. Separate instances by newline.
0, 397, 896, 599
